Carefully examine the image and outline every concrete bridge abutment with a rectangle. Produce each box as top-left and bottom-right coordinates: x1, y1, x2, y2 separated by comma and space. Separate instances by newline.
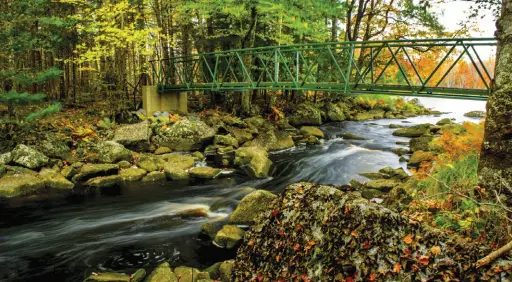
142, 86, 187, 115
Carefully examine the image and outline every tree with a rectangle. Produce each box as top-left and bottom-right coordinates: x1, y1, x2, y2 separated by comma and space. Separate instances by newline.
478, 0, 512, 198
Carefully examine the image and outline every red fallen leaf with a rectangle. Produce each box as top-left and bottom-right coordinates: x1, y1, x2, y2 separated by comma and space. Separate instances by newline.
345, 205, 351, 215
411, 264, 420, 271
346, 277, 355, 282
393, 263, 401, 273
418, 255, 430, 266
403, 249, 412, 256
368, 273, 377, 281
297, 224, 302, 230
272, 210, 279, 217
276, 255, 281, 262
293, 243, 301, 251
279, 230, 285, 236
362, 241, 371, 249
257, 273, 264, 281
494, 266, 503, 273
301, 274, 309, 281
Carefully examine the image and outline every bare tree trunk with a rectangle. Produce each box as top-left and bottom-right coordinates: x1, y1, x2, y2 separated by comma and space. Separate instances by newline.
478, 0, 512, 197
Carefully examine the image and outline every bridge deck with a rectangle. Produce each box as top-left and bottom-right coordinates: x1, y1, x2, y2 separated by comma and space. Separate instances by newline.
150, 38, 496, 101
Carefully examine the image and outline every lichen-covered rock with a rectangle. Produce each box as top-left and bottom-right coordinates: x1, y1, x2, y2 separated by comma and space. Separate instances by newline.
60, 166, 77, 179
339, 132, 366, 140
214, 225, 245, 249
145, 262, 177, 282
353, 112, 375, 121
234, 147, 272, 179
436, 118, 452, 125
35, 133, 72, 160
0, 152, 12, 165
142, 171, 166, 182
229, 190, 277, 225
409, 150, 435, 167
289, 103, 323, 126
137, 159, 159, 172
219, 260, 234, 282
11, 144, 49, 170
232, 182, 511, 281
214, 135, 239, 148
326, 103, 347, 122
83, 272, 131, 282
243, 129, 294, 152
112, 121, 152, 151
119, 168, 147, 181
392, 148, 409, 156
85, 175, 122, 188
155, 120, 216, 151
72, 164, 119, 182
189, 167, 221, 179
392, 124, 431, 137
363, 179, 399, 192
173, 266, 210, 282
40, 169, 74, 190
300, 126, 324, 139
464, 110, 486, 118
0, 174, 44, 198
227, 127, 254, 145
409, 136, 434, 152
163, 154, 195, 180
154, 147, 171, 155
95, 141, 133, 164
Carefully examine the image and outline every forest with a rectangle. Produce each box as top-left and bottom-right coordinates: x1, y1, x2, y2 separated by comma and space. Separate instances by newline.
1, 0, 512, 282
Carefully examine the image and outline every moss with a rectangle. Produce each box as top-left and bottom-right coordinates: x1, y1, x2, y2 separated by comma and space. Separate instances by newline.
0, 174, 45, 198
339, 132, 366, 140
72, 164, 119, 182
214, 225, 245, 249
409, 150, 435, 167
300, 126, 324, 139
229, 190, 277, 225
410, 136, 434, 152
219, 260, 234, 282
214, 135, 239, 148
154, 147, 171, 155
119, 168, 147, 181
141, 171, 166, 182
83, 272, 131, 282
145, 262, 177, 282
137, 158, 158, 172
85, 175, 122, 188
189, 167, 221, 179
392, 124, 431, 137
363, 179, 399, 192
436, 118, 452, 126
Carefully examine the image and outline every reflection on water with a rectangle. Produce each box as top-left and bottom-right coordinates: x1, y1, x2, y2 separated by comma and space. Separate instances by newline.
0, 98, 486, 282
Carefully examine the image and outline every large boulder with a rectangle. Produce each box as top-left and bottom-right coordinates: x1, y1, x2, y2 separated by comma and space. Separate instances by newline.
392, 124, 431, 137
173, 266, 210, 282
11, 144, 49, 170
214, 225, 246, 249
0, 174, 45, 198
35, 133, 72, 160
232, 182, 511, 281
163, 154, 195, 180
289, 103, 324, 126
119, 168, 147, 181
95, 141, 133, 164
464, 110, 486, 118
112, 121, 152, 152
234, 147, 272, 179
72, 163, 119, 182
300, 126, 324, 139
0, 152, 12, 165
227, 127, 254, 145
244, 130, 294, 152
229, 190, 277, 225
409, 150, 435, 167
410, 136, 434, 152
145, 262, 178, 282
155, 120, 216, 151
326, 102, 348, 122
40, 168, 74, 190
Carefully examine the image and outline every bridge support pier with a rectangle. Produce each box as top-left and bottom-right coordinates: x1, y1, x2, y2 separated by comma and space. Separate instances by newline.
142, 86, 187, 115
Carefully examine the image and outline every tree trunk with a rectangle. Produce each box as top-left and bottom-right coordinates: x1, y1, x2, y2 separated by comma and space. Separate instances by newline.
478, 0, 512, 197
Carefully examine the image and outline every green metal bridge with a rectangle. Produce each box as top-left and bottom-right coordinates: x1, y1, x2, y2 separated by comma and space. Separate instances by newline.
150, 38, 496, 101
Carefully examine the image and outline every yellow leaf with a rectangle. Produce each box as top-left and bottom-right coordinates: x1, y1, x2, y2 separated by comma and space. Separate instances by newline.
402, 234, 413, 244
430, 245, 441, 256
393, 263, 401, 273
351, 231, 359, 238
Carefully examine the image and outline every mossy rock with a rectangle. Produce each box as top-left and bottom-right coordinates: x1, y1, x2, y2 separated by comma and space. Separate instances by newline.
95, 141, 133, 164
219, 260, 234, 282
142, 171, 166, 182
410, 136, 434, 152
227, 127, 254, 145
0, 164, 4, 178
0, 152, 12, 165
155, 120, 216, 151
229, 190, 277, 225
306, 135, 321, 145
361, 188, 385, 199
392, 148, 409, 156
112, 121, 152, 152
384, 112, 395, 119
363, 179, 399, 192
392, 124, 431, 137
359, 172, 385, 180
145, 262, 177, 282
117, 160, 132, 169
441, 123, 467, 135
349, 179, 363, 189
173, 266, 210, 282
389, 124, 405, 129
85, 175, 122, 188
408, 150, 435, 167
353, 112, 375, 121
154, 147, 171, 155
0, 174, 45, 198
83, 272, 130, 282
464, 110, 486, 118
189, 167, 221, 179
234, 147, 272, 179
203, 262, 222, 280
214, 225, 245, 249
339, 132, 367, 140
35, 133, 72, 160
11, 144, 49, 170
165, 154, 195, 170
164, 166, 189, 180
244, 130, 294, 152
137, 159, 159, 172
73, 164, 119, 182
201, 222, 221, 240
40, 169, 74, 190
289, 103, 324, 126
300, 126, 324, 138
61, 166, 77, 179
191, 151, 205, 161
326, 103, 346, 122
214, 135, 239, 148
436, 118, 452, 126
119, 168, 147, 181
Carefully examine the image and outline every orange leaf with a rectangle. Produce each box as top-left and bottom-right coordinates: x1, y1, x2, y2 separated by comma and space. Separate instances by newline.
363, 241, 371, 249
402, 234, 414, 244
368, 273, 377, 281
308, 241, 316, 247
430, 245, 441, 256
297, 224, 302, 230
393, 263, 401, 273
257, 273, 264, 281
418, 255, 430, 266
276, 255, 281, 262
351, 231, 359, 238
293, 243, 301, 251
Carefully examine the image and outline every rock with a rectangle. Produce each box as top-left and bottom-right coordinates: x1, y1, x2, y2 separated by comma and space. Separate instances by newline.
359, 172, 385, 180
40, 169, 74, 190
0, 174, 44, 198
392, 148, 409, 156
353, 112, 375, 121
363, 179, 399, 192
232, 182, 507, 281
409, 150, 435, 167
155, 120, 216, 151
214, 135, 239, 148
396, 141, 409, 145
389, 124, 405, 128
119, 168, 147, 181
191, 151, 205, 161
163, 154, 195, 180
442, 123, 466, 135
73, 164, 119, 182
306, 135, 320, 145
436, 118, 452, 125
0, 164, 4, 178
83, 272, 130, 282
410, 136, 434, 152
392, 124, 431, 137
35, 133, 72, 160
361, 188, 385, 199
244, 116, 271, 131
203, 262, 222, 281
234, 147, 272, 179
189, 167, 221, 179
72, 162, 85, 169
289, 103, 323, 126
154, 147, 172, 155
142, 171, 166, 182
339, 132, 366, 140
0, 152, 12, 165
117, 160, 132, 169
201, 222, 220, 240
173, 266, 210, 282
60, 166, 77, 179
177, 207, 209, 218
219, 260, 234, 282
96, 141, 133, 164
244, 130, 294, 152
384, 111, 395, 119
145, 262, 177, 282
300, 126, 324, 138
85, 175, 122, 188
228, 127, 254, 145
229, 190, 277, 225
399, 156, 409, 162
464, 110, 486, 118
326, 102, 348, 122
137, 159, 159, 172
214, 225, 245, 249
349, 179, 363, 189
11, 144, 49, 170
112, 121, 152, 151
130, 269, 146, 282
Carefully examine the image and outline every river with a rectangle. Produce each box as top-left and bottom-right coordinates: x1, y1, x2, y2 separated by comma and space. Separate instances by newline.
0, 98, 486, 282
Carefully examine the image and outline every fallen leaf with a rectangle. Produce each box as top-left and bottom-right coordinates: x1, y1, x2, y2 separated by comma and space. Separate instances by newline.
430, 245, 441, 256
257, 273, 264, 281
272, 210, 279, 217
418, 255, 430, 266
363, 241, 371, 249
276, 255, 280, 262
393, 263, 401, 273
402, 234, 414, 244
297, 224, 302, 230
293, 243, 301, 251
368, 273, 377, 281
351, 231, 359, 238
346, 277, 355, 282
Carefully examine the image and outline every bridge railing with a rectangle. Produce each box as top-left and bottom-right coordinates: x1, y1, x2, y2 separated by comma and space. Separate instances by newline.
150, 38, 496, 100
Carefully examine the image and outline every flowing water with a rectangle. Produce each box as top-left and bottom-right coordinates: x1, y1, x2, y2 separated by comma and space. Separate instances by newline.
0, 98, 486, 282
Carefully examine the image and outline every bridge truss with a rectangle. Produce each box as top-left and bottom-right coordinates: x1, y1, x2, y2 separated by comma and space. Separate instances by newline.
150, 38, 496, 101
